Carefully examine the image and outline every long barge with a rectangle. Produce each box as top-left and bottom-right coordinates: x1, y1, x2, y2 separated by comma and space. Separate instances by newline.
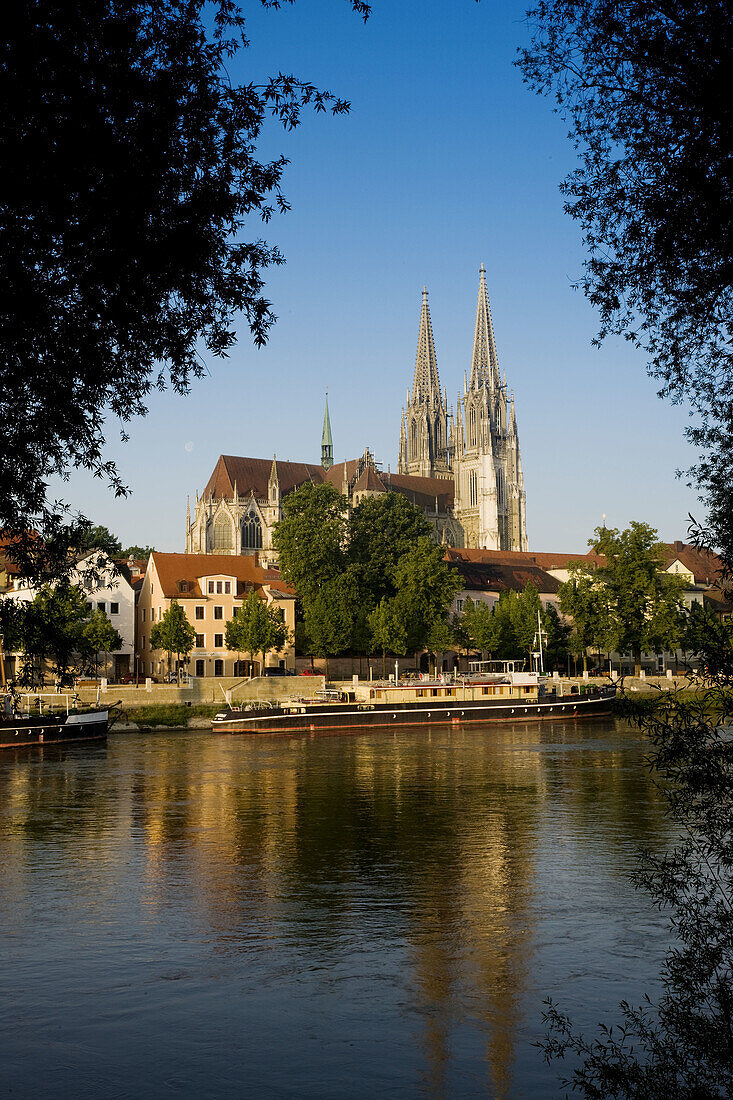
213, 671, 616, 736
1, 691, 108, 749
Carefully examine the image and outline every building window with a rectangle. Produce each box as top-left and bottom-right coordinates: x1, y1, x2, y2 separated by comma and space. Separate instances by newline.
213, 520, 233, 550
214, 606, 223, 620
214, 659, 224, 676
195, 606, 204, 619
195, 659, 205, 677
456, 599, 464, 612
151, 608, 155, 622
141, 635, 145, 650
86, 602, 93, 612
216, 581, 223, 594
214, 633, 223, 648
97, 601, 106, 613
110, 602, 119, 615
208, 581, 214, 594
224, 581, 231, 594
142, 608, 146, 622
242, 512, 263, 550
469, 406, 477, 447
196, 634, 204, 648
179, 581, 189, 593
468, 469, 478, 507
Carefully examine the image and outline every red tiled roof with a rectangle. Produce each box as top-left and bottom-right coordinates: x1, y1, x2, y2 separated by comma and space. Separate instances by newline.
661, 542, 725, 585
453, 559, 560, 595
352, 466, 387, 493
201, 456, 327, 500
446, 548, 603, 570
150, 553, 294, 599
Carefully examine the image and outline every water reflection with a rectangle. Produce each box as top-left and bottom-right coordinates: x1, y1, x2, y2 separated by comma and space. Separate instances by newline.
0, 720, 669, 1098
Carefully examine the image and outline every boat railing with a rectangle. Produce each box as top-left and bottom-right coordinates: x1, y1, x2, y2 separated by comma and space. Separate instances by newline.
19, 692, 78, 716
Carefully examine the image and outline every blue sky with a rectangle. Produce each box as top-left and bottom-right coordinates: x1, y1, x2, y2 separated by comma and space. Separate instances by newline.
53, 0, 701, 552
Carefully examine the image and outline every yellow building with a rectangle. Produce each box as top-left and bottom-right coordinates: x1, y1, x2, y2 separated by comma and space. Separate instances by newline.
137, 552, 296, 679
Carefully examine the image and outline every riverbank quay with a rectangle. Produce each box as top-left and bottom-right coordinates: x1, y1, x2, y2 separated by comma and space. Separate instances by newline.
70, 674, 325, 731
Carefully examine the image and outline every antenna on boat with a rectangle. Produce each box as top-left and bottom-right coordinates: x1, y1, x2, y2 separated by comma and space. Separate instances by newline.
532, 610, 547, 675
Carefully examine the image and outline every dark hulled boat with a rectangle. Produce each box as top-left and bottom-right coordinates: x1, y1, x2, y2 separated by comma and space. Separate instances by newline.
1, 691, 109, 749
212, 669, 617, 736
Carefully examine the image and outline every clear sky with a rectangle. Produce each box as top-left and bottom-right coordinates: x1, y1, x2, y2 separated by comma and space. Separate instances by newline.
52, 0, 702, 552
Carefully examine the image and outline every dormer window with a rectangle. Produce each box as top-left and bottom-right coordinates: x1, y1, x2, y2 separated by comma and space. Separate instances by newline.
179, 581, 189, 593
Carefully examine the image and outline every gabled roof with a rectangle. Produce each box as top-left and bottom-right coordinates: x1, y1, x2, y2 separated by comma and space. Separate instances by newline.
353, 466, 387, 494
150, 552, 295, 599
387, 472, 455, 510
662, 542, 725, 585
202, 456, 326, 501
445, 547, 603, 570
453, 558, 560, 595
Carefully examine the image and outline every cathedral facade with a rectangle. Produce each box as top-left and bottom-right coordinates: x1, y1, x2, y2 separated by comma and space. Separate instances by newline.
186, 266, 528, 557
399, 264, 528, 550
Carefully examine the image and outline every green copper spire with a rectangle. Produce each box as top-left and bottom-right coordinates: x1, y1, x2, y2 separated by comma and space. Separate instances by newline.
321, 392, 333, 470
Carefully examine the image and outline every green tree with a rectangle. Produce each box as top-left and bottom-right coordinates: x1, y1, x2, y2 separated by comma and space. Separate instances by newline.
392, 538, 461, 655
18, 583, 92, 687
510, 582, 543, 659
273, 483, 348, 606
150, 600, 195, 679
83, 609, 122, 678
517, 2, 733, 563
74, 526, 123, 558
461, 597, 497, 656
543, 603, 571, 672
122, 545, 156, 561
1, 0, 369, 567
347, 493, 431, 607
424, 616, 455, 678
559, 563, 614, 672
592, 523, 685, 677
226, 591, 290, 675
368, 597, 407, 677
304, 576, 357, 679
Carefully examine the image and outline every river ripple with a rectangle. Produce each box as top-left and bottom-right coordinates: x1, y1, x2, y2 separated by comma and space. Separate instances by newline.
0, 719, 671, 1098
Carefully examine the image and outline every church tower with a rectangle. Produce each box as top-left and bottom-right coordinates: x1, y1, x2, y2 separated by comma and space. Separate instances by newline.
398, 288, 451, 480
321, 394, 333, 470
453, 265, 528, 550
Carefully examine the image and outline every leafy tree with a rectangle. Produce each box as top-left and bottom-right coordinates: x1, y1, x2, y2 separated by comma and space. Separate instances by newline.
510, 582, 544, 658
347, 493, 431, 607
1, 0, 369, 564
17, 583, 92, 687
592, 523, 685, 677
517, 2, 733, 563
226, 591, 290, 675
273, 483, 348, 606
424, 616, 455, 678
304, 576, 357, 679
461, 597, 496, 655
83, 609, 122, 678
368, 597, 407, 677
122, 545, 156, 561
391, 537, 461, 654
150, 599, 195, 678
680, 603, 733, 680
559, 563, 614, 672
543, 603, 572, 672
74, 526, 123, 559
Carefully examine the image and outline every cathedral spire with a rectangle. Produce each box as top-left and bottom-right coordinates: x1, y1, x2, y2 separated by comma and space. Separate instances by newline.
321, 393, 333, 470
412, 287, 441, 401
469, 262, 501, 392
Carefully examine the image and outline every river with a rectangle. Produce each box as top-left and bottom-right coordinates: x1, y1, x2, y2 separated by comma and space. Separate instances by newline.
0, 719, 672, 1098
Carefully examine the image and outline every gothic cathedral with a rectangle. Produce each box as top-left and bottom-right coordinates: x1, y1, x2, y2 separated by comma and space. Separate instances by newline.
398, 264, 528, 551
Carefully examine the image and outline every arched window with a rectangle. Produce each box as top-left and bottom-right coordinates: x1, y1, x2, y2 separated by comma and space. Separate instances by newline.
410, 420, 417, 459
469, 470, 478, 507
242, 511, 263, 550
213, 519, 232, 550
469, 407, 477, 447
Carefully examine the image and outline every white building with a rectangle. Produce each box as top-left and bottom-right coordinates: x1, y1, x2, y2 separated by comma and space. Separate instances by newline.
7, 551, 136, 681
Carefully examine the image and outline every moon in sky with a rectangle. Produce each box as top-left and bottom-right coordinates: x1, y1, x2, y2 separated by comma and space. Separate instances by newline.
185, 441, 194, 453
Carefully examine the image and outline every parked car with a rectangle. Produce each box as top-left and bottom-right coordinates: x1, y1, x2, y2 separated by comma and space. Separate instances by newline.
263, 667, 287, 677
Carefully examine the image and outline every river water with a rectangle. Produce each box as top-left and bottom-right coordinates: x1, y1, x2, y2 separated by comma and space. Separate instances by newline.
0, 719, 672, 1099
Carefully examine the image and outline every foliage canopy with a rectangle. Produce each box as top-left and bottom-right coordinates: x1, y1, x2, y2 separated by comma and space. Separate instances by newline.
1, 0, 368, 563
